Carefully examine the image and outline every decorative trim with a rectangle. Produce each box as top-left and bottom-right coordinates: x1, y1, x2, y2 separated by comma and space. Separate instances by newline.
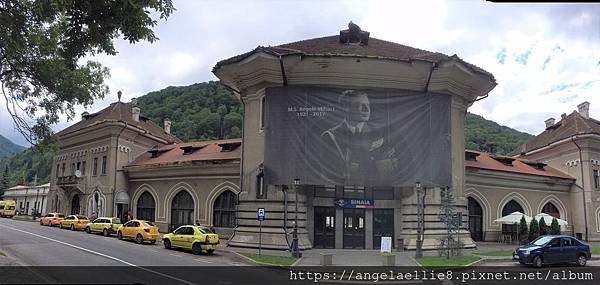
163, 182, 199, 224
497, 192, 533, 218
536, 194, 568, 221
131, 184, 160, 221
204, 181, 241, 225
465, 188, 492, 231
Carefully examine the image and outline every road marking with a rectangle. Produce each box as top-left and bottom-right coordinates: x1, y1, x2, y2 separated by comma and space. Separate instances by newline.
0, 224, 196, 285
195, 258, 213, 263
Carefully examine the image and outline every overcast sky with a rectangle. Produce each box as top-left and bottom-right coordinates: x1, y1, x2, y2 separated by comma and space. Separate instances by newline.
1, 0, 599, 147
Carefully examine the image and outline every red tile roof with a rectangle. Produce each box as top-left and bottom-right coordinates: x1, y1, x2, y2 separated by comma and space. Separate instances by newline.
127, 139, 241, 167
509, 111, 600, 156
465, 150, 574, 180
214, 35, 494, 80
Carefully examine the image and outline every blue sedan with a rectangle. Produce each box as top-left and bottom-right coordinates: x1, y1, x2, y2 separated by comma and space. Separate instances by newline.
513, 235, 591, 267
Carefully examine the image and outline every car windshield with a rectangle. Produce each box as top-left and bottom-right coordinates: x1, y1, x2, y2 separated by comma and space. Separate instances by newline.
76, 215, 88, 220
143, 221, 155, 227
58, 214, 65, 218
532, 236, 554, 246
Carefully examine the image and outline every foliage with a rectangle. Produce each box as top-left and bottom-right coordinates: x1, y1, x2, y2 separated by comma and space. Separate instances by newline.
0, 134, 25, 158
417, 255, 480, 269
465, 113, 533, 155
136, 81, 243, 141
528, 218, 540, 242
0, 136, 57, 187
438, 186, 462, 258
241, 253, 297, 266
538, 217, 548, 236
0, 164, 9, 196
518, 215, 529, 244
0, 0, 175, 145
550, 217, 561, 235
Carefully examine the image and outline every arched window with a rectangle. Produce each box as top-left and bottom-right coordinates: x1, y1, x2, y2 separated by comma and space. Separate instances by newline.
71, 194, 80, 215
137, 191, 156, 222
213, 191, 237, 228
541, 202, 560, 218
170, 190, 194, 232
501, 199, 524, 237
467, 197, 483, 241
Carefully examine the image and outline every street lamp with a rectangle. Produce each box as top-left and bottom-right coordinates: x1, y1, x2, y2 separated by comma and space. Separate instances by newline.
292, 177, 301, 258
415, 181, 424, 258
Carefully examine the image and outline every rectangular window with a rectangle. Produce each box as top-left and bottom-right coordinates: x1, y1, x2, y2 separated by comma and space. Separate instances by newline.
56, 164, 60, 178
343, 185, 365, 199
101, 156, 107, 175
71, 163, 75, 175
256, 173, 266, 199
314, 185, 336, 198
93, 158, 98, 176
594, 169, 599, 189
82, 161, 86, 175
61, 163, 65, 176
260, 96, 266, 130
76, 162, 81, 171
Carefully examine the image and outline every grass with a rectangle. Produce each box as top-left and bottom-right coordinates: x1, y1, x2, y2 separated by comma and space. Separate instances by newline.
241, 253, 298, 266
12, 215, 35, 221
417, 255, 481, 269
591, 248, 600, 255
474, 250, 513, 257
0, 251, 5, 256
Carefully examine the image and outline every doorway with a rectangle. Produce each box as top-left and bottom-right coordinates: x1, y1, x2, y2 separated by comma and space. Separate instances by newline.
468, 197, 483, 241
314, 207, 335, 248
343, 208, 365, 249
373, 209, 394, 249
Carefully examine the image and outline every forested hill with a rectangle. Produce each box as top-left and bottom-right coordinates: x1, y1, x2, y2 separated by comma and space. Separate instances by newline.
0, 81, 534, 187
0, 134, 26, 158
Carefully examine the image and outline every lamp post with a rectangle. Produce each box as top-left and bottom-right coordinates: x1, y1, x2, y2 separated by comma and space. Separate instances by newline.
415, 181, 424, 258
34, 188, 40, 219
292, 177, 301, 258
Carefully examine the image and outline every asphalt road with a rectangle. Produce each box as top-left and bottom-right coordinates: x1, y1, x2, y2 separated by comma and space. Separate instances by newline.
0, 217, 297, 285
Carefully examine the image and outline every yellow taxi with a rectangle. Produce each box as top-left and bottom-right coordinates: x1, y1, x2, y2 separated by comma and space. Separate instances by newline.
85, 217, 123, 237
116, 219, 160, 244
40, 213, 65, 226
162, 225, 220, 255
59, 215, 90, 231
0, 200, 17, 218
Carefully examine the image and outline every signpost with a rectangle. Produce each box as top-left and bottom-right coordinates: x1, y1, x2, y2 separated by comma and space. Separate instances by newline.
380, 237, 392, 253
258, 208, 265, 255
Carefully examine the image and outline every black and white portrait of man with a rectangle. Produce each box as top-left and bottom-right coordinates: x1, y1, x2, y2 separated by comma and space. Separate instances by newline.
320, 90, 405, 185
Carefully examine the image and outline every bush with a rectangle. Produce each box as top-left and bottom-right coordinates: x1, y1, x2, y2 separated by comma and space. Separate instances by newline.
550, 218, 561, 235
437, 237, 464, 258
539, 218, 548, 236
518, 215, 529, 244
529, 218, 540, 242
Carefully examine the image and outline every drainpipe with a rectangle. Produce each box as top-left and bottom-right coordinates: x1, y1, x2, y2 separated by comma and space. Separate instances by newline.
572, 136, 589, 241
112, 123, 128, 217
279, 55, 288, 86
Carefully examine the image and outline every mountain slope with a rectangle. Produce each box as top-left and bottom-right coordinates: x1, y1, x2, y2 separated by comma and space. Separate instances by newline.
0, 82, 533, 186
0, 134, 26, 158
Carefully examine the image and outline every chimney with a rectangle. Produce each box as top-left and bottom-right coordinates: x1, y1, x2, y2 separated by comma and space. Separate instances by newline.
544, 117, 555, 128
578, 101, 590, 118
131, 97, 138, 107
132, 106, 140, 122
164, 118, 172, 134
81, 111, 89, 121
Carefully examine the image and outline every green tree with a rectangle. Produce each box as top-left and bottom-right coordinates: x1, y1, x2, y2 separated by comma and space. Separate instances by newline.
437, 187, 462, 258
550, 217, 561, 235
538, 217, 548, 236
0, 164, 9, 198
0, 0, 175, 145
528, 218, 540, 242
518, 215, 529, 244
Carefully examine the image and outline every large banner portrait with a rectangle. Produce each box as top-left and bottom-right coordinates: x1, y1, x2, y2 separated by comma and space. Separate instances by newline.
264, 87, 451, 188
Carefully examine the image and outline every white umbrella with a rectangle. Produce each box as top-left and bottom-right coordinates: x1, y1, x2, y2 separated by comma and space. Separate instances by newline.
494, 211, 533, 224
535, 213, 568, 226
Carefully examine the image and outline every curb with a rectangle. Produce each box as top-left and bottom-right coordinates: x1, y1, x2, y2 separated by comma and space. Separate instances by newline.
229, 250, 301, 267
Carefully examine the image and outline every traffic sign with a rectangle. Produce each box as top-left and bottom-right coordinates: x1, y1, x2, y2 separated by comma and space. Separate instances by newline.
258, 208, 265, 221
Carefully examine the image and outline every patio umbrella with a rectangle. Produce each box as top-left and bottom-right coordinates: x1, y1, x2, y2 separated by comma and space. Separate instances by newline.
534, 213, 568, 226
493, 211, 533, 224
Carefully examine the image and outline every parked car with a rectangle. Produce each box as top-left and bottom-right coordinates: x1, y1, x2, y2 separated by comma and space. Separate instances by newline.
0, 200, 17, 218
40, 213, 65, 226
513, 235, 591, 267
162, 225, 220, 255
60, 215, 90, 231
116, 219, 160, 244
85, 217, 123, 237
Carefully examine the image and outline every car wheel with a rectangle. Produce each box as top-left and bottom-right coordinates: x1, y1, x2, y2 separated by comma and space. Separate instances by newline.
136, 234, 144, 244
192, 243, 202, 255
163, 239, 172, 249
103, 229, 109, 237
532, 256, 543, 268
150, 240, 156, 245
85, 227, 91, 234
59, 223, 63, 229
39, 220, 43, 225
117, 231, 123, 240
70, 224, 75, 231
207, 249, 214, 255
577, 254, 587, 267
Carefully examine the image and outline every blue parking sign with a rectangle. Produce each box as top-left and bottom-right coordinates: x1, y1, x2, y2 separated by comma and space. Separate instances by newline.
258, 208, 265, 221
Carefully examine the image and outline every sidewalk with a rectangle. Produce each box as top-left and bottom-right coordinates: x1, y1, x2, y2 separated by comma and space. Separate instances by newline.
227, 247, 418, 266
